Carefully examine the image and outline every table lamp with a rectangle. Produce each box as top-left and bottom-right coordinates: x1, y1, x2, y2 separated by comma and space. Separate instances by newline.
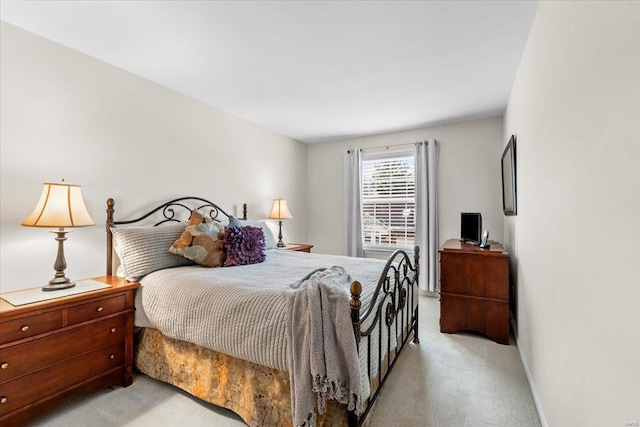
22, 181, 95, 291
268, 198, 293, 248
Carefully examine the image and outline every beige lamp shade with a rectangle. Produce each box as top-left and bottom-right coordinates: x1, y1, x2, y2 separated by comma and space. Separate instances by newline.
22, 182, 95, 228
268, 198, 293, 220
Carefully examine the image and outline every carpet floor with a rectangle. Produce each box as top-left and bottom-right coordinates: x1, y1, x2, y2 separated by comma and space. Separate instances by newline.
30, 294, 540, 427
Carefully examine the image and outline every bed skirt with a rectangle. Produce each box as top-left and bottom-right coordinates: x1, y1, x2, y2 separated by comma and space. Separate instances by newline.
135, 328, 374, 427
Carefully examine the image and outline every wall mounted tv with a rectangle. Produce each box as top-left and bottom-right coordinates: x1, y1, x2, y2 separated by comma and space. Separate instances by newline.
461, 212, 482, 243
501, 135, 517, 216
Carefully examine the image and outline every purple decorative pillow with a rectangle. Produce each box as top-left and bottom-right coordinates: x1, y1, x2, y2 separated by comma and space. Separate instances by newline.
224, 226, 266, 267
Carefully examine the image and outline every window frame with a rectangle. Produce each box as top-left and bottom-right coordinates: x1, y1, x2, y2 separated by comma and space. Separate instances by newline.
360, 149, 416, 251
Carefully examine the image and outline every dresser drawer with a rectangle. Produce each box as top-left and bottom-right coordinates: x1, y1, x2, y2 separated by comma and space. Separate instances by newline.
0, 315, 127, 384
440, 293, 510, 345
440, 252, 509, 300
67, 295, 126, 325
0, 311, 62, 345
0, 341, 124, 416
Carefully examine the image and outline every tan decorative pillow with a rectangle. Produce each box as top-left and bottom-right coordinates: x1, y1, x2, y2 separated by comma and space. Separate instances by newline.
169, 210, 225, 267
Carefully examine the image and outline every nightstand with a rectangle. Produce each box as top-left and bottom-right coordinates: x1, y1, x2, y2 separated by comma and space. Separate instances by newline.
0, 276, 139, 426
278, 243, 314, 253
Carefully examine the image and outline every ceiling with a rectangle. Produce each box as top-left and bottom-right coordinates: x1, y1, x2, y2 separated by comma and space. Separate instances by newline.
0, 1, 538, 143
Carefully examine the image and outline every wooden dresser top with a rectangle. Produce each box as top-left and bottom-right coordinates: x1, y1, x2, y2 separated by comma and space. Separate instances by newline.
439, 239, 509, 257
0, 276, 139, 317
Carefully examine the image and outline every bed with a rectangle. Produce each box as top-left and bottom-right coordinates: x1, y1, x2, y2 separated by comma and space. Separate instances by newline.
106, 197, 419, 427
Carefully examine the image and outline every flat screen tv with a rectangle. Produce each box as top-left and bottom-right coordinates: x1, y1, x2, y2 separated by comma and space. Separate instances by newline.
461, 212, 482, 243
502, 135, 517, 215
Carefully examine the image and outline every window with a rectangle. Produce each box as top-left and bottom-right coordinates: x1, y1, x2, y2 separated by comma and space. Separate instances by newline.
361, 152, 415, 249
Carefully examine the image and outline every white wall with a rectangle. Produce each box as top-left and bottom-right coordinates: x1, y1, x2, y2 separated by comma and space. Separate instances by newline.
504, 2, 640, 426
306, 116, 505, 256
0, 22, 307, 292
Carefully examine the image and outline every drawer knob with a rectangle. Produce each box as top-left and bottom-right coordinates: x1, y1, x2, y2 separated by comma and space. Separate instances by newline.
110, 328, 116, 333
0, 396, 7, 404
21, 325, 29, 332
1, 363, 8, 370
97, 306, 104, 312
109, 354, 115, 359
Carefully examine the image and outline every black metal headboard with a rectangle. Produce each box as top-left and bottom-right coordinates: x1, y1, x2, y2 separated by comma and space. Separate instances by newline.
106, 197, 247, 276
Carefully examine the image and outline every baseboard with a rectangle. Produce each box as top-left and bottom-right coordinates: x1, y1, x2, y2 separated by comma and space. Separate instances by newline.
511, 317, 549, 427
419, 289, 439, 298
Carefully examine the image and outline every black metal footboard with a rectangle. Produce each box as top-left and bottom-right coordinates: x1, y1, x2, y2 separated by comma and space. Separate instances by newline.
348, 247, 420, 426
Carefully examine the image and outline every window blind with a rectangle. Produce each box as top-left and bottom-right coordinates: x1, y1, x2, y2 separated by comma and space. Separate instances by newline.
361, 153, 415, 249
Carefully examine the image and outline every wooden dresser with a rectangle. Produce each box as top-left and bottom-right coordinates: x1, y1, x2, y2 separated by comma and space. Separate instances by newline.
0, 276, 139, 426
439, 239, 510, 344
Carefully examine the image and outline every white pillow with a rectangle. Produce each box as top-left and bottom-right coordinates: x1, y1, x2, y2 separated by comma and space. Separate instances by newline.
111, 223, 192, 281
112, 239, 126, 278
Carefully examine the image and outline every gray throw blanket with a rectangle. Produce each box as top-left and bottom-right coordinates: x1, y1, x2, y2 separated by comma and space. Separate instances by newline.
285, 266, 370, 427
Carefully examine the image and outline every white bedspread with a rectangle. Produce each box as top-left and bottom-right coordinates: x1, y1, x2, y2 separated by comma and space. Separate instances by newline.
135, 250, 388, 372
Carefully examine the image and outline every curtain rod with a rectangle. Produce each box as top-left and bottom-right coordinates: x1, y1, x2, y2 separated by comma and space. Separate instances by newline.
347, 141, 422, 154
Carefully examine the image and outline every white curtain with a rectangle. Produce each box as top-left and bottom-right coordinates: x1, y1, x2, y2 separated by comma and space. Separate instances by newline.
415, 139, 439, 291
344, 149, 363, 257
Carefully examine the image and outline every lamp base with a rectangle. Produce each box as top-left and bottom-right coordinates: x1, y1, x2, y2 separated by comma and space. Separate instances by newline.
276, 220, 286, 248
42, 281, 76, 292
43, 228, 74, 291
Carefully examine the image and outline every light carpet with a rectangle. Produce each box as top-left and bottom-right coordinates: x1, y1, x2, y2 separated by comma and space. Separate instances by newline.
30, 294, 541, 426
